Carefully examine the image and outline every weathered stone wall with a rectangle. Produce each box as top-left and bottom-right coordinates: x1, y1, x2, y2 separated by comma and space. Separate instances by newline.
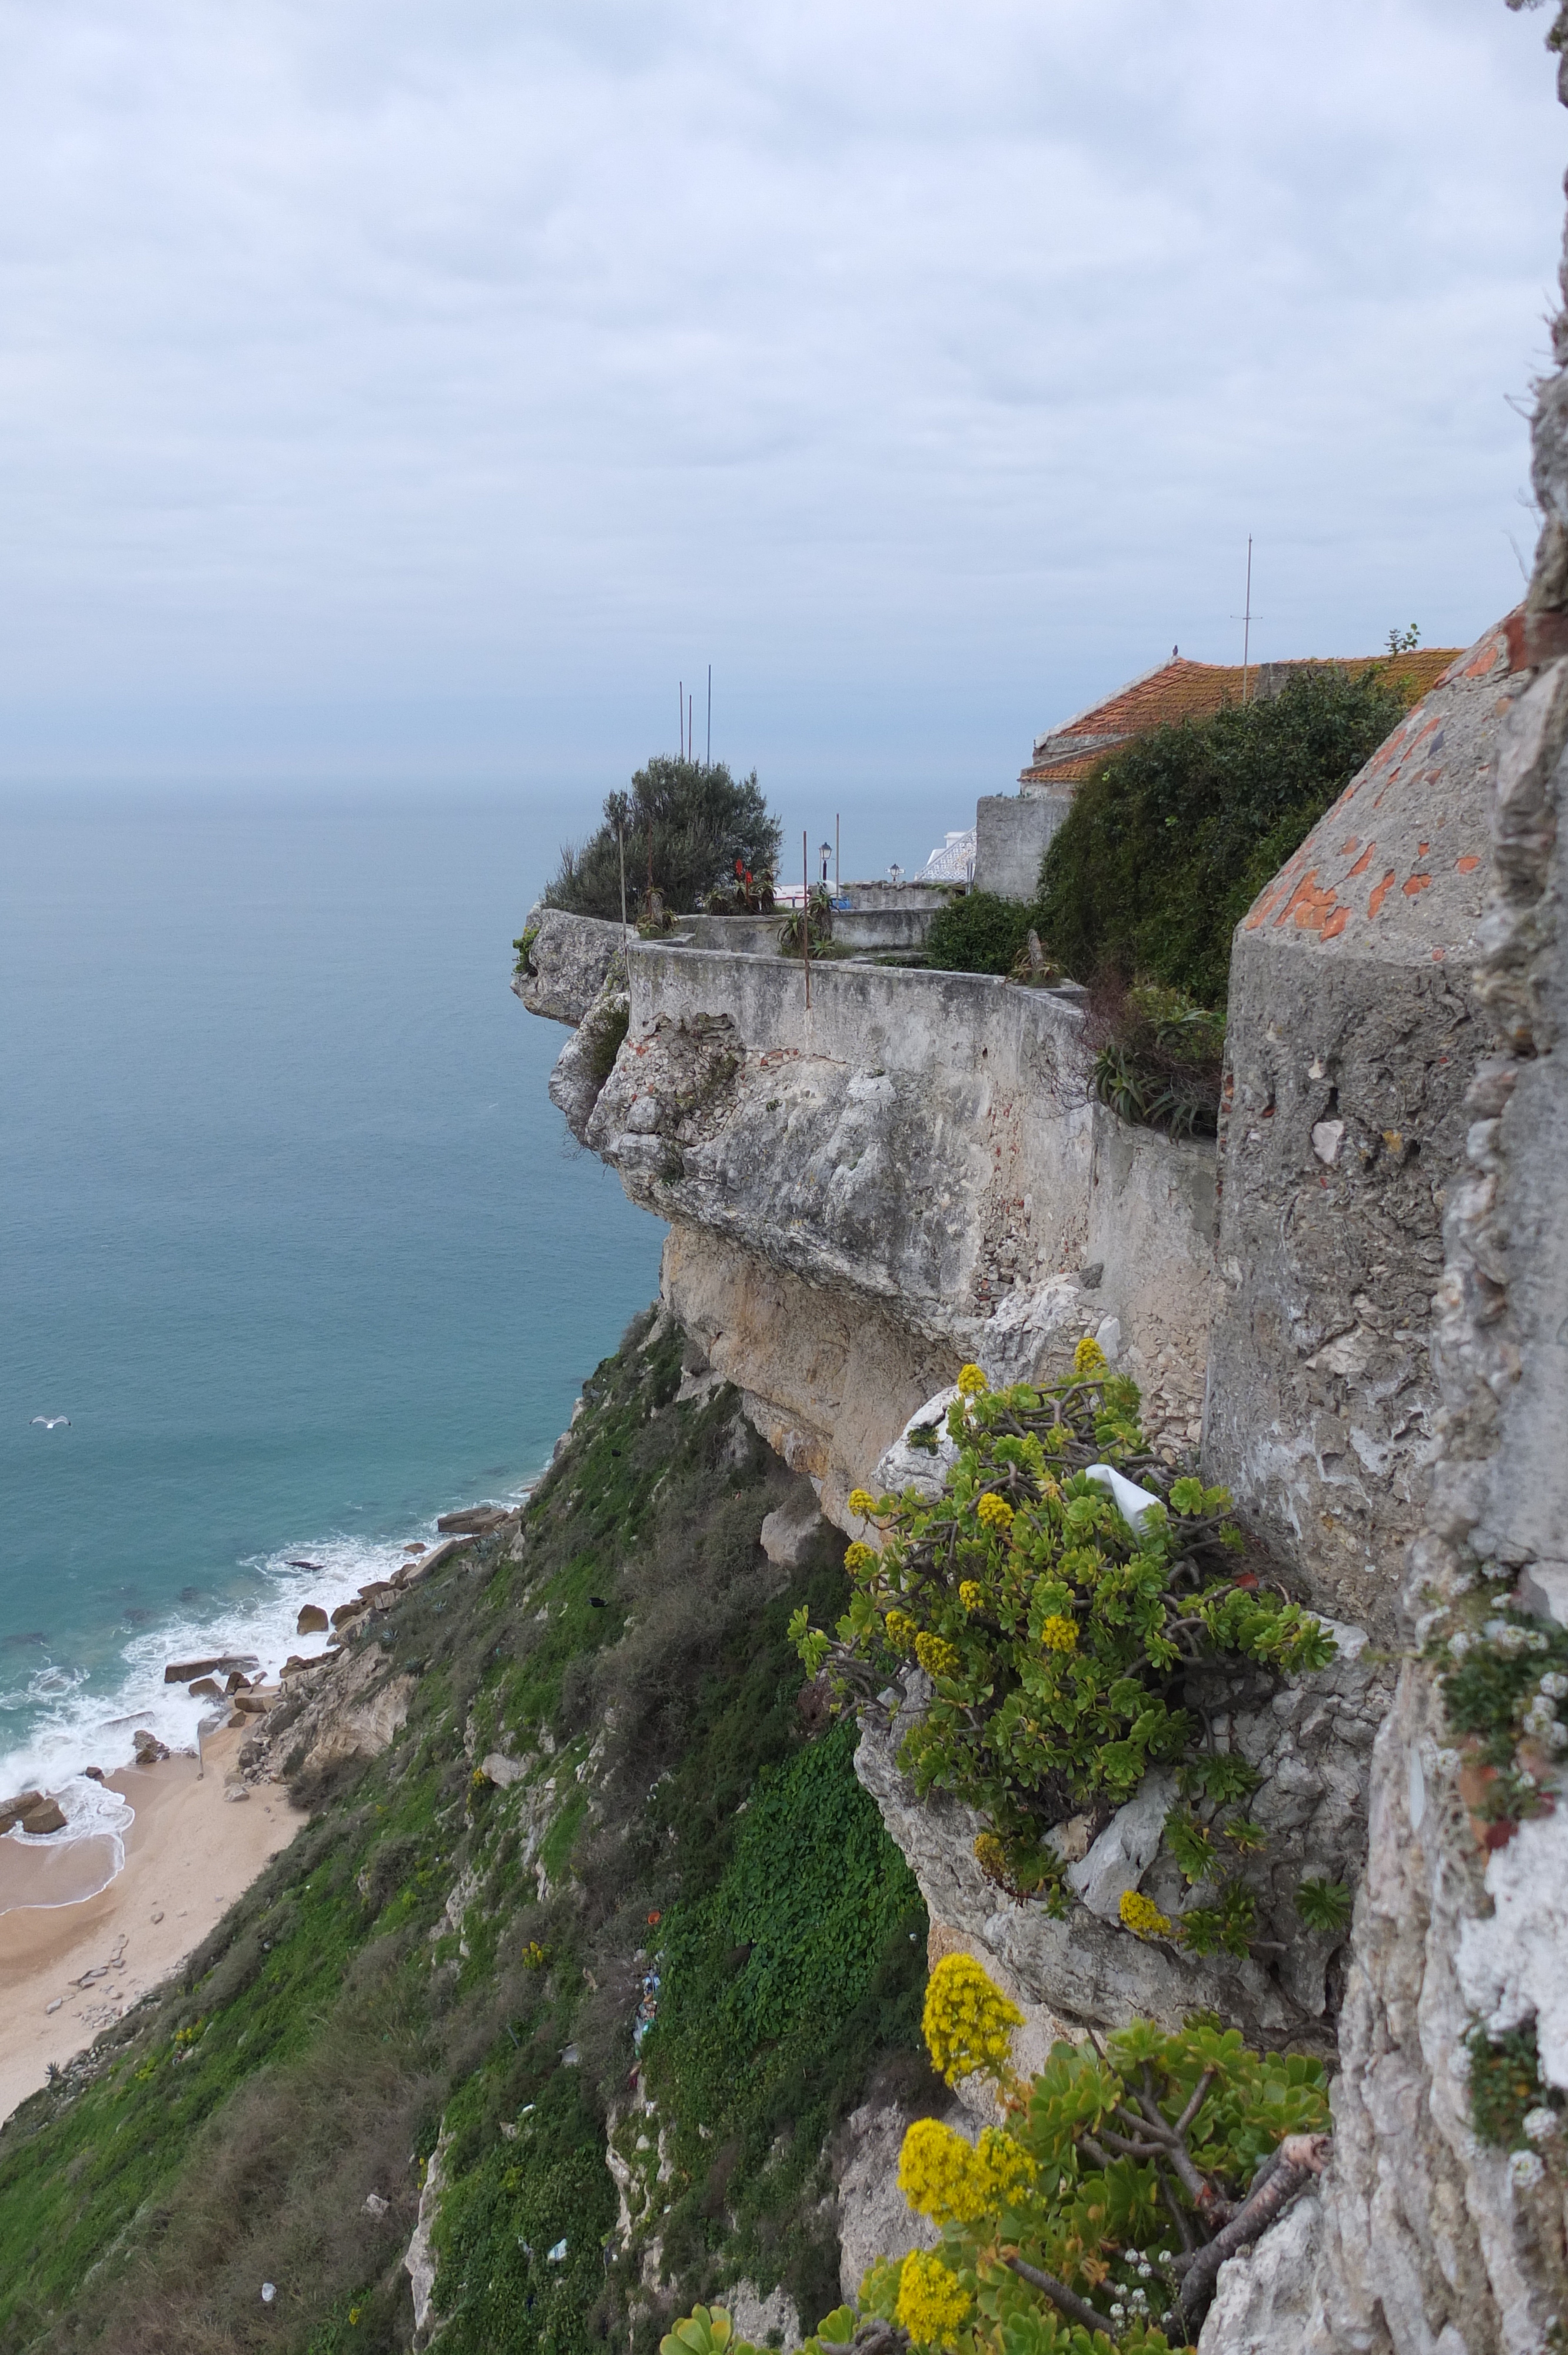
974, 789, 1073, 899
520, 930, 1223, 1514
1087, 1102, 1217, 1447
1200, 20, 1568, 2330
610, 947, 1097, 1310
1204, 621, 1525, 1640
677, 905, 939, 955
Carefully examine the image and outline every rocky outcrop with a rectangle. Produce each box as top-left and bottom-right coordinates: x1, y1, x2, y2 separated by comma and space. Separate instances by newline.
246, 1636, 416, 1786
511, 905, 623, 1027
1205, 619, 1529, 1640
403, 2127, 450, 2348
546, 946, 1220, 1518
855, 1611, 1389, 2061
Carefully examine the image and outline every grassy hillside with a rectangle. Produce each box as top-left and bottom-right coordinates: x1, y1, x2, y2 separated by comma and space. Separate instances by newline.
0, 1311, 929, 2353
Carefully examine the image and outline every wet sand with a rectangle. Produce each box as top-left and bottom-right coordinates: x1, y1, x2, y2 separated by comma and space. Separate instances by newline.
0, 1727, 304, 2128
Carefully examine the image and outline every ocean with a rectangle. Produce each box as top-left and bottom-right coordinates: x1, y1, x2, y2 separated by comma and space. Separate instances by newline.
0, 788, 663, 1841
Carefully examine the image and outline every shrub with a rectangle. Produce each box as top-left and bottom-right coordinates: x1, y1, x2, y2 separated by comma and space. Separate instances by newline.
1086, 980, 1227, 1141
582, 992, 631, 1086
779, 884, 835, 956
546, 759, 781, 920
925, 892, 1035, 976
792, 1354, 1334, 1926
666, 1954, 1333, 2352
1034, 666, 1408, 1009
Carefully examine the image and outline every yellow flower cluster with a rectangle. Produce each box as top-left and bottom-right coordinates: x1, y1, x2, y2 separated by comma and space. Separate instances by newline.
894, 2251, 972, 2349
844, 1540, 877, 1575
1038, 1614, 1078, 1653
898, 2117, 1037, 2226
973, 1830, 1008, 1885
1119, 1889, 1172, 1939
958, 1580, 986, 1613
915, 1631, 962, 1681
847, 1487, 877, 1519
885, 1610, 918, 1652
922, 1952, 1023, 2087
975, 1492, 1014, 1531
955, 1363, 989, 1396
1073, 1335, 1107, 1375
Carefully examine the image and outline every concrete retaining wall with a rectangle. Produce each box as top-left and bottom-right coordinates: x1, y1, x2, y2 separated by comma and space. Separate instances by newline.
676, 907, 937, 956
1087, 1103, 1217, 1443
974, 792, 1074, 900
626, 943, 1085, 1097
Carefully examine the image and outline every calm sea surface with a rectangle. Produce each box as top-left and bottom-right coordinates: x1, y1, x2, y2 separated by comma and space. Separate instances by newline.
0, 790, 663, 1817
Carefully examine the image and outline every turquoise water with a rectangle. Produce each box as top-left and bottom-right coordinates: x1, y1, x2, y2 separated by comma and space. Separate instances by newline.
0, 790, 663, 1807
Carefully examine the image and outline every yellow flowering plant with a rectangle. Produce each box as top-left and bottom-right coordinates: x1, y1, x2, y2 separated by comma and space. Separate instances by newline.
666, 1957, 1333, 2352
790, 1361, 1335, 1927
861, 1962, 1333, 2351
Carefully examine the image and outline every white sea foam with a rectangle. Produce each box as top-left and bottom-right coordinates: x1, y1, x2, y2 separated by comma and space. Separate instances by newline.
0, 1476, 537, 1835
0, 1774, 135, 1904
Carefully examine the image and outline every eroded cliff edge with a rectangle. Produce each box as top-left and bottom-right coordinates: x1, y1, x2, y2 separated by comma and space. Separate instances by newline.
518, 555, 1567, 2352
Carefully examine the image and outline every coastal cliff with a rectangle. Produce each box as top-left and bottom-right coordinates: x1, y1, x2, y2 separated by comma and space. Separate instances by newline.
507, 615, 1568, 2349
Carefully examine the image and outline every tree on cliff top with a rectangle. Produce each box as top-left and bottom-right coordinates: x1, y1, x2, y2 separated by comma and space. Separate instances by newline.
1034, 664, 1409, 1009
544, 757, 781, 920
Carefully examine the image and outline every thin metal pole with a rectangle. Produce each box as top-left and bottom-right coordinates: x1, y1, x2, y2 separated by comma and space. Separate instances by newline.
688, 693, 693, 766
679, 681, 684, 759
802, 830, 810, 1012
1241, 538, 1253, 706
835, 814, 840, 905
706, 666, 712, 768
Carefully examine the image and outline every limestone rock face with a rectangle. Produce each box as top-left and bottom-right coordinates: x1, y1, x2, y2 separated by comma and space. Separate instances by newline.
759, 1475, 829, 1571
1205, 619, 1530, 1639
250, 1639, 416, 1785
547, 983, 629, 1140
511, 907, 623, 1027
848, 1667, 1384, 2054
403, 2126, 449, 2349
836, 2103, 940, 2301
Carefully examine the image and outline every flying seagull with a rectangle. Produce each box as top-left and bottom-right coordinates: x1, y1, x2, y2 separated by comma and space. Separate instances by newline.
30, 1416, 71, 1429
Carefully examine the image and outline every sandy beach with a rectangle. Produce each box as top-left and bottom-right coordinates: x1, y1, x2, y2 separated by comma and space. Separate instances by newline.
0, 1727, 304, 2128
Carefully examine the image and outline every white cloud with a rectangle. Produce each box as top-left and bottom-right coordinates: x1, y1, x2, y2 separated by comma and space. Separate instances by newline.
0, 0, 1560, 851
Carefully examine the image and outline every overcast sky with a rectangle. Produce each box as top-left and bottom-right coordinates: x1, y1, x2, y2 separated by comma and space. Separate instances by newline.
1, 0, 1564, 871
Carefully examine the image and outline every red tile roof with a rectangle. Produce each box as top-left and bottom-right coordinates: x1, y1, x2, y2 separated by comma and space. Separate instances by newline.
1020, 648, 1463, 789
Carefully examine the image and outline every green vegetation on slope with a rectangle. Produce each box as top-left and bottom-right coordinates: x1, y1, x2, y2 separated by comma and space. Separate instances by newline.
0, 1311, 929, 2354
1034, 665, 1409, 1010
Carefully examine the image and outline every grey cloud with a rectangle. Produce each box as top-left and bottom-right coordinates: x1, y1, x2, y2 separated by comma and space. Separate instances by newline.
0, 0, 1559, 853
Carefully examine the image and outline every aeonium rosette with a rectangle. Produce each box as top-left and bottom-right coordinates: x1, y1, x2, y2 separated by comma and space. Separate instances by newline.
790, 1351, 1336, 1940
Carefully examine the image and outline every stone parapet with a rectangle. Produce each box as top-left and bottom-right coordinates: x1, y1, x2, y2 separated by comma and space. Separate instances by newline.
1204, 618, 1527, 1639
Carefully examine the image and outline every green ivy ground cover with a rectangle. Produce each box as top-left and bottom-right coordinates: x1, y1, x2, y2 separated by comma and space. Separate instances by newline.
0, 1312, 927, 2354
